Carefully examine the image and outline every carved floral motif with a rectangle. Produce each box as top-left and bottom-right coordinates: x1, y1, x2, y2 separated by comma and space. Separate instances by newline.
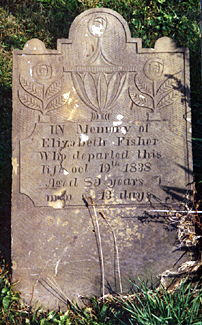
88, 15, 107, 38
18, 67, 68, 114
129, 58, 183, 113
72, 72, 126, 115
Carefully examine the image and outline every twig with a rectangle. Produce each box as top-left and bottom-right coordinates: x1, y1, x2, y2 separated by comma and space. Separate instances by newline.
150, 210, 202, 213
90, 197, 105, 300
100, 211, 122, 293
47, 276, 71, 304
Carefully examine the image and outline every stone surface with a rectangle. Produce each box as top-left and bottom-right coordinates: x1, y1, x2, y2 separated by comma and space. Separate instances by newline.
12, 8, 192, 309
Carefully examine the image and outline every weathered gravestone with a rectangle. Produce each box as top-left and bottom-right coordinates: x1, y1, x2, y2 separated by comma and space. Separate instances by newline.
12, 8, 192, 309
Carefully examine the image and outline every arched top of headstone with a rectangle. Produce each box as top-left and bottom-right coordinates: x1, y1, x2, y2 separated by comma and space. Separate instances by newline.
56, 8, 186, 63
69, 7, 132, 41
57, 8, 135, 67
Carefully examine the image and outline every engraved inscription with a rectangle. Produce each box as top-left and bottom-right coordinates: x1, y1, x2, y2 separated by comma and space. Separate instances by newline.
19, 120, 186, 207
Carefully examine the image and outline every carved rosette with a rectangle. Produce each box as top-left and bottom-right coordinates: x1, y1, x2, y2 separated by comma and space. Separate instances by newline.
88, 15, 107, 38
18, 63, 68, 115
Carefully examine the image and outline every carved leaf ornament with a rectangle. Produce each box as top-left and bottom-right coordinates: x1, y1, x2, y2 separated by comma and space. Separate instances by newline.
20, 76, 43, 98
19, 74, 68, 114
129, 88, 153, 110
18, 91, 43, 111
135, 74, 153, 96
129, 58, 183, 112
72, 71, 126, 113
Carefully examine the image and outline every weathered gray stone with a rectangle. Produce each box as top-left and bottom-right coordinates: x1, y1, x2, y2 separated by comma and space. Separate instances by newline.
12, 8, 192, 309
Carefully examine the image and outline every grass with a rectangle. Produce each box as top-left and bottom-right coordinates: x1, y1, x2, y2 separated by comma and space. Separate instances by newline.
0, 263, 202, 324
119, 279, 202, 325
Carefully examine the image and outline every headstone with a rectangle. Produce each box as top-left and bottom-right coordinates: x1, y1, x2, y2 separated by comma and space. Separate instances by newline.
12, 8, 192, 309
